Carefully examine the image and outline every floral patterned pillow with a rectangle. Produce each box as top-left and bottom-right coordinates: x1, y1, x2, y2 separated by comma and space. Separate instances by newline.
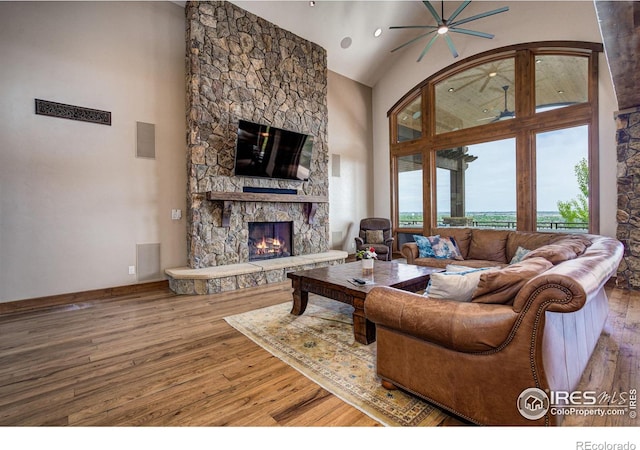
427, 235, 464, 260
413, 235, 435, 258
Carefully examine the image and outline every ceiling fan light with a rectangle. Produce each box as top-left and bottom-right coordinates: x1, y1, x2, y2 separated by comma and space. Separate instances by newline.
437, 25, 449, 35
374, 28, 383, 38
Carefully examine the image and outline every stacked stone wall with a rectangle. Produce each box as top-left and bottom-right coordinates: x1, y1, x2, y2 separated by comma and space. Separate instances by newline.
616, 109, 640, 288
185, 1, 329, 269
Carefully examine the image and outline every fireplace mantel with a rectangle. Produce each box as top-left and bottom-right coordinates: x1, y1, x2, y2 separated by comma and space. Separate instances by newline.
206, 191, 328, 226
206, 191, 327, 203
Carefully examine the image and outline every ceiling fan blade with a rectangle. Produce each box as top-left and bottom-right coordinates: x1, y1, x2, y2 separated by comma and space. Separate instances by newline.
390, 30, 437, 53
449, 28, 495, 39
453, 76, 484, 92
449, 6, 509, 28
417, 34, 439, 62
444, 34, 459, 58
479, 76, 491, 93
422, 1, 444, 25
447, 1, 471, 23
389, 25, 438, 30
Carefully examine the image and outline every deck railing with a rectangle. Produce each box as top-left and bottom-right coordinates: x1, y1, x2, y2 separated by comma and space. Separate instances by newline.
398, 219, 588, 232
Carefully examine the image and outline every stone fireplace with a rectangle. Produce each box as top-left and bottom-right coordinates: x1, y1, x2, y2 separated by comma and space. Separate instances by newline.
166, 1, 345, 295
248, 221, 293, 261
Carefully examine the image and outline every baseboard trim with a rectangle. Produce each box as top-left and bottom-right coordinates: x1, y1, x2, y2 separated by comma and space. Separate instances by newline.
0, 280, 170, 316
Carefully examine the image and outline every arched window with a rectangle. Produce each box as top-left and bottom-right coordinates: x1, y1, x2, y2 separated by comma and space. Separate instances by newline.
389, 42, 601, 246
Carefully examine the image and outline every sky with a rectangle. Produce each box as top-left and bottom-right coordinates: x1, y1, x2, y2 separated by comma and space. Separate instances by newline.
398, 125, 588, 214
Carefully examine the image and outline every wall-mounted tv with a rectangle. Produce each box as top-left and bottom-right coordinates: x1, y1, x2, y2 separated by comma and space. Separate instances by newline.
234, 120, 314, 181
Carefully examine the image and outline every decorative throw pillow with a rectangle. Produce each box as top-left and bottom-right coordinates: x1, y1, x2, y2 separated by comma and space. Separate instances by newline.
445, 264, 477, 272
427, 235, 464, 260
522, 236, 591, 265
425, 266, 499, 302
365, 230, 384, 245
413, 235, 436, 258
510, 246, 531, 264
472, 257, 553, 304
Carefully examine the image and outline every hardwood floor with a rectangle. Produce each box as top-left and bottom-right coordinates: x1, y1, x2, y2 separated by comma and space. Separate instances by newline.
0, 282, 637, 427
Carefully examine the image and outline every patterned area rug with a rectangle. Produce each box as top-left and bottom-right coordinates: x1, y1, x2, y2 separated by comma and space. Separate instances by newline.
224, 296, 449, 426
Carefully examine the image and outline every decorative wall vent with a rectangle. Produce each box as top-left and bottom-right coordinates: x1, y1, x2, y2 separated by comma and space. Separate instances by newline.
35, 99, 111, 126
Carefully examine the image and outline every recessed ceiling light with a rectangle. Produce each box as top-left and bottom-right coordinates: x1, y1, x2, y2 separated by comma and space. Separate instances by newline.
374, 28, 383, 38
557, 90, 564, 94
309, 1, 315, 6
448, 87, 455, 92
340, 37, 352, 49
536, 58, 543, 64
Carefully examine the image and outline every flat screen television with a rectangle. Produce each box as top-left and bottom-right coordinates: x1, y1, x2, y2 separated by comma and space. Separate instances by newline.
234, 119, 314, 181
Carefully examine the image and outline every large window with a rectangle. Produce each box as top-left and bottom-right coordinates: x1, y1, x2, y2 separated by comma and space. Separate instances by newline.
396, 96, 423, 143
388, 42, 601, 238
436, 139, 516, 229
435, 57, 515, 134
536, 126, 589, 232
396, 154, 423, 228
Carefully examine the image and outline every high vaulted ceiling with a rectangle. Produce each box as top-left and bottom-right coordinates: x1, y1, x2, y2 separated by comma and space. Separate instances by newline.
230, 0, 512, 87
189, 1, 638, 112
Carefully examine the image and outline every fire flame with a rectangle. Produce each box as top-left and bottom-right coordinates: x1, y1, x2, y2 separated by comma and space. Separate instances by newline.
256, 236, 282, 254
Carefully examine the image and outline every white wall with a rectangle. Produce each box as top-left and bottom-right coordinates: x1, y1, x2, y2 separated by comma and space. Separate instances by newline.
327, 71, 373, 252
0, 1, 186, 302
371, 1, 619, 238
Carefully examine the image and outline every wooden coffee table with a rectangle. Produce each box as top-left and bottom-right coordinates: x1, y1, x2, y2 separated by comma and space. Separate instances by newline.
287, 261, 443, 345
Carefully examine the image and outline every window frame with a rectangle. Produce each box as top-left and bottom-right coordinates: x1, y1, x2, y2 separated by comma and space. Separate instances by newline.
388, 42, 601, 240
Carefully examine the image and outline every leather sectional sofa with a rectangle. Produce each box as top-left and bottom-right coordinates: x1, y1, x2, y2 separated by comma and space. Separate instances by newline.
365, 228, 624, 425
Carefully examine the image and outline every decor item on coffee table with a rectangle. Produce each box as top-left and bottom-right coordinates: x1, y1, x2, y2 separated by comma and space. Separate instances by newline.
356, 246, 377, 275
287, 261, 442, 344
224, 296, 450, 426
355, 218, 394, 261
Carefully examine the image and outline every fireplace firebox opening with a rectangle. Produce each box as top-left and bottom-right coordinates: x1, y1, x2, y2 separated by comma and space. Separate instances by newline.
248, 221, 293, 261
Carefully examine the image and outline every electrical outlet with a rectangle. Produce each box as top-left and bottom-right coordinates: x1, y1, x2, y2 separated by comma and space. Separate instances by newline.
171, 209, 182, 220
128, 265, 136, 275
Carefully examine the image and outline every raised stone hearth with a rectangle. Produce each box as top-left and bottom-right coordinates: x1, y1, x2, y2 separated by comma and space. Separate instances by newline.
166, 250, 347, 295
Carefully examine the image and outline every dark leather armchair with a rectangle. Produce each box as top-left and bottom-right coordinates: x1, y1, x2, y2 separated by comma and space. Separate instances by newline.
354, 218, 394, 261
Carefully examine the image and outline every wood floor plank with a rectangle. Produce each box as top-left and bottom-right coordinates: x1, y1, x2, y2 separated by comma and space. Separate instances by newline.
0, 282, 637, 427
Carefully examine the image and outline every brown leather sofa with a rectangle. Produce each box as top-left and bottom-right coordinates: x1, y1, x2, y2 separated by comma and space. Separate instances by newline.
365, 229, 623, 426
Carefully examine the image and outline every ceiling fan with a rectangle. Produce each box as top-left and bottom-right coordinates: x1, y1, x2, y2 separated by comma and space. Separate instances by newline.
390, 1, 509, 62
478, 85, 515, 122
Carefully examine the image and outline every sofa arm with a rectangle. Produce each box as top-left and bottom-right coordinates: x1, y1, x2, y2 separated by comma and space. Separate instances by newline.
401, 242, 419, 264
513, 236, 623, 314
355, 236, 364, 247
365, 286, 518, 352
